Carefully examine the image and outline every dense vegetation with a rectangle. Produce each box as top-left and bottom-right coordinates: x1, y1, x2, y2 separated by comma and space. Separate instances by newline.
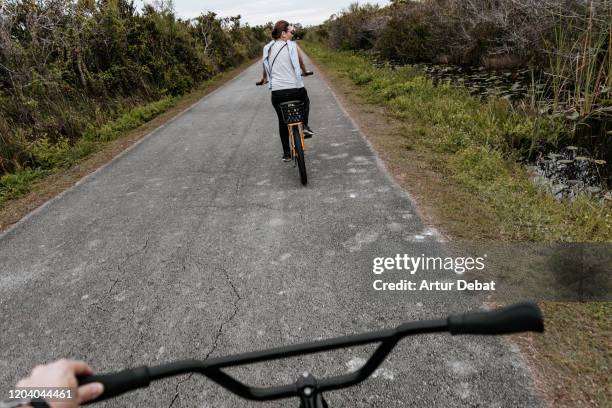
0, 0, 267, 179
309, 0, 612, 122
303, 41, 611, 241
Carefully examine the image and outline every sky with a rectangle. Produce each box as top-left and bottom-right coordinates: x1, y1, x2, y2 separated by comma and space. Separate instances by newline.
136, 1, 391, 26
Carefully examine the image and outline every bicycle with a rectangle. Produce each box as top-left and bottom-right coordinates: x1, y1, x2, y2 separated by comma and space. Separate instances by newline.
77, 302, 544, 407
257, 72, 314, 186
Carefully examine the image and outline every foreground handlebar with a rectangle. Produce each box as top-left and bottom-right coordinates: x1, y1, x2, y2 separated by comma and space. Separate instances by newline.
447, 302, 544, 335
73, 302, 543, 404
77, 366, 151, 404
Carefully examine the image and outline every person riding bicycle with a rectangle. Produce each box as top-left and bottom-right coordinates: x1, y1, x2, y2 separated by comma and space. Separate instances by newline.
257, 20, 314, 162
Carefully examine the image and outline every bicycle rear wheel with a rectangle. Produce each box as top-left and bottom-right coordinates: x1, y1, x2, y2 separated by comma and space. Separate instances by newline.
292, 126, 307, 185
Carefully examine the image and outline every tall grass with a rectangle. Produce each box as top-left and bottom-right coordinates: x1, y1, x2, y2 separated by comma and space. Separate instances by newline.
541, 7, 611, 119
547, 23, 572, 112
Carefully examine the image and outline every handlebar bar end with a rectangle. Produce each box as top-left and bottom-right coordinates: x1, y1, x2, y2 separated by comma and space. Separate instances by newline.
448, 302, 544, 336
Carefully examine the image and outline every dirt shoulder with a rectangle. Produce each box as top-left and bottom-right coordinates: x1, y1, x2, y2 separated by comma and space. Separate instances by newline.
0, 59, 255, 232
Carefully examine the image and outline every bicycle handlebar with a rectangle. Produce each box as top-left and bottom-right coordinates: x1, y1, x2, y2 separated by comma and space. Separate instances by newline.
78, 367, 151, 403
77, 302, 543, 404
447, 302, 543, 335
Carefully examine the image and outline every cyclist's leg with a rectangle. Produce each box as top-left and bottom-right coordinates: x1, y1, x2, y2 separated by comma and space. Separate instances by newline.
271, 91, 291, 157
299, 87, 310, 127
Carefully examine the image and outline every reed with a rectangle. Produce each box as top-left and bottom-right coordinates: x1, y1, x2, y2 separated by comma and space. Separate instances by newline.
607, 14, 612, 89
546, 23, 572, 112
546, 4, 612, 119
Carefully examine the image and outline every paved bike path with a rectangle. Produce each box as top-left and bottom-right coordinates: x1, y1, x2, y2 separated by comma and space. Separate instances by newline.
0, 54, 541, 407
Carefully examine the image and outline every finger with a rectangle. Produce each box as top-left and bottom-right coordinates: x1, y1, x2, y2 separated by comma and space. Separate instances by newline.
65, 360, 93, 375
77, 382, 104, 404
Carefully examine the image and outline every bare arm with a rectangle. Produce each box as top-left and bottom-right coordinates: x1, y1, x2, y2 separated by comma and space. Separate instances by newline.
256, 64, 268, 86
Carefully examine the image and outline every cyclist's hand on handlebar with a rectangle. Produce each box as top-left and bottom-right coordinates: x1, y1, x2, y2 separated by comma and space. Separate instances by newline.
301, 70, 314, 76
16, 359, 104, 407
255, 78, 268, 86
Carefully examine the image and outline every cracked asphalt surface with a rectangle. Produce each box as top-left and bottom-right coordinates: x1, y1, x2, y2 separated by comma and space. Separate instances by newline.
0, 54, 541, 407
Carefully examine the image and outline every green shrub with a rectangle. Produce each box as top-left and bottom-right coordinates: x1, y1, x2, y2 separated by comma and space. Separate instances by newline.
29, 138, 72, 170
0, 169, 46, 205
0, 0, 266, 175
375, 10, 432, 62
450, 146, 509, 184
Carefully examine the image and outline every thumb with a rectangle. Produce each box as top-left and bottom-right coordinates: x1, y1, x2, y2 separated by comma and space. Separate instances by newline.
77, 382, 104, 404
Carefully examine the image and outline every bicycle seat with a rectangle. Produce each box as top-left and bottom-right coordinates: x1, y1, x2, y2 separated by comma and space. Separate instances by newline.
278, 100, 304, 124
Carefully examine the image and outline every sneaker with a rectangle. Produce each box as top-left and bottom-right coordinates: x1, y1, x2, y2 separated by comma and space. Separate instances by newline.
282, 153, 292, 162
303, 125, 314, 138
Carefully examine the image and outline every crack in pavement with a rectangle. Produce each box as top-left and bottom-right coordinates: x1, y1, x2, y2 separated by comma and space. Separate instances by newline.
93, 303, 111, 314
117, 237, 151, 277
107, 277, 120, 295
90, 237, 151, 313
204, 266, 242, 360
168, 265, 242, 408
168, 374, 192, 408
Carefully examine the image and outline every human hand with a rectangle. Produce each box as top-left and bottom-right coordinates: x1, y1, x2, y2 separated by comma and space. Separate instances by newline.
16, 360, 103, 408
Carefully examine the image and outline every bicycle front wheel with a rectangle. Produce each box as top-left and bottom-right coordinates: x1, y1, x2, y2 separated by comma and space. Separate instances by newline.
292, 126, 307, 185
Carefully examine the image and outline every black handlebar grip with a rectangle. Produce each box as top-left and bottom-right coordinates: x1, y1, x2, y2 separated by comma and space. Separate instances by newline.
77, 366, 151, 404
448, 302, 544, 335
302, 71, 314, 76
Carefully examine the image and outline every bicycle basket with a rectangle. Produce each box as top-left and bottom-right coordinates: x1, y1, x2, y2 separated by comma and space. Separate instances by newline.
278, 100, 304, 124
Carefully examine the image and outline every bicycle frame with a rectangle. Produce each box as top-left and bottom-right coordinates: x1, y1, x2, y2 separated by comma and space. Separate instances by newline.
78, 302, 543, 407
288, 122, 306, 160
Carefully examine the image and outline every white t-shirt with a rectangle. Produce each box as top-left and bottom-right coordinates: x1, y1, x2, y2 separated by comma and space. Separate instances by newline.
268, 40, 298, 91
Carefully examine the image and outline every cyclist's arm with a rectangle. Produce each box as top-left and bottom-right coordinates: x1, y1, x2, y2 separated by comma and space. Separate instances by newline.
297, 50, 307, 75
256, 65, 268, 86
12, 360, 103, 408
